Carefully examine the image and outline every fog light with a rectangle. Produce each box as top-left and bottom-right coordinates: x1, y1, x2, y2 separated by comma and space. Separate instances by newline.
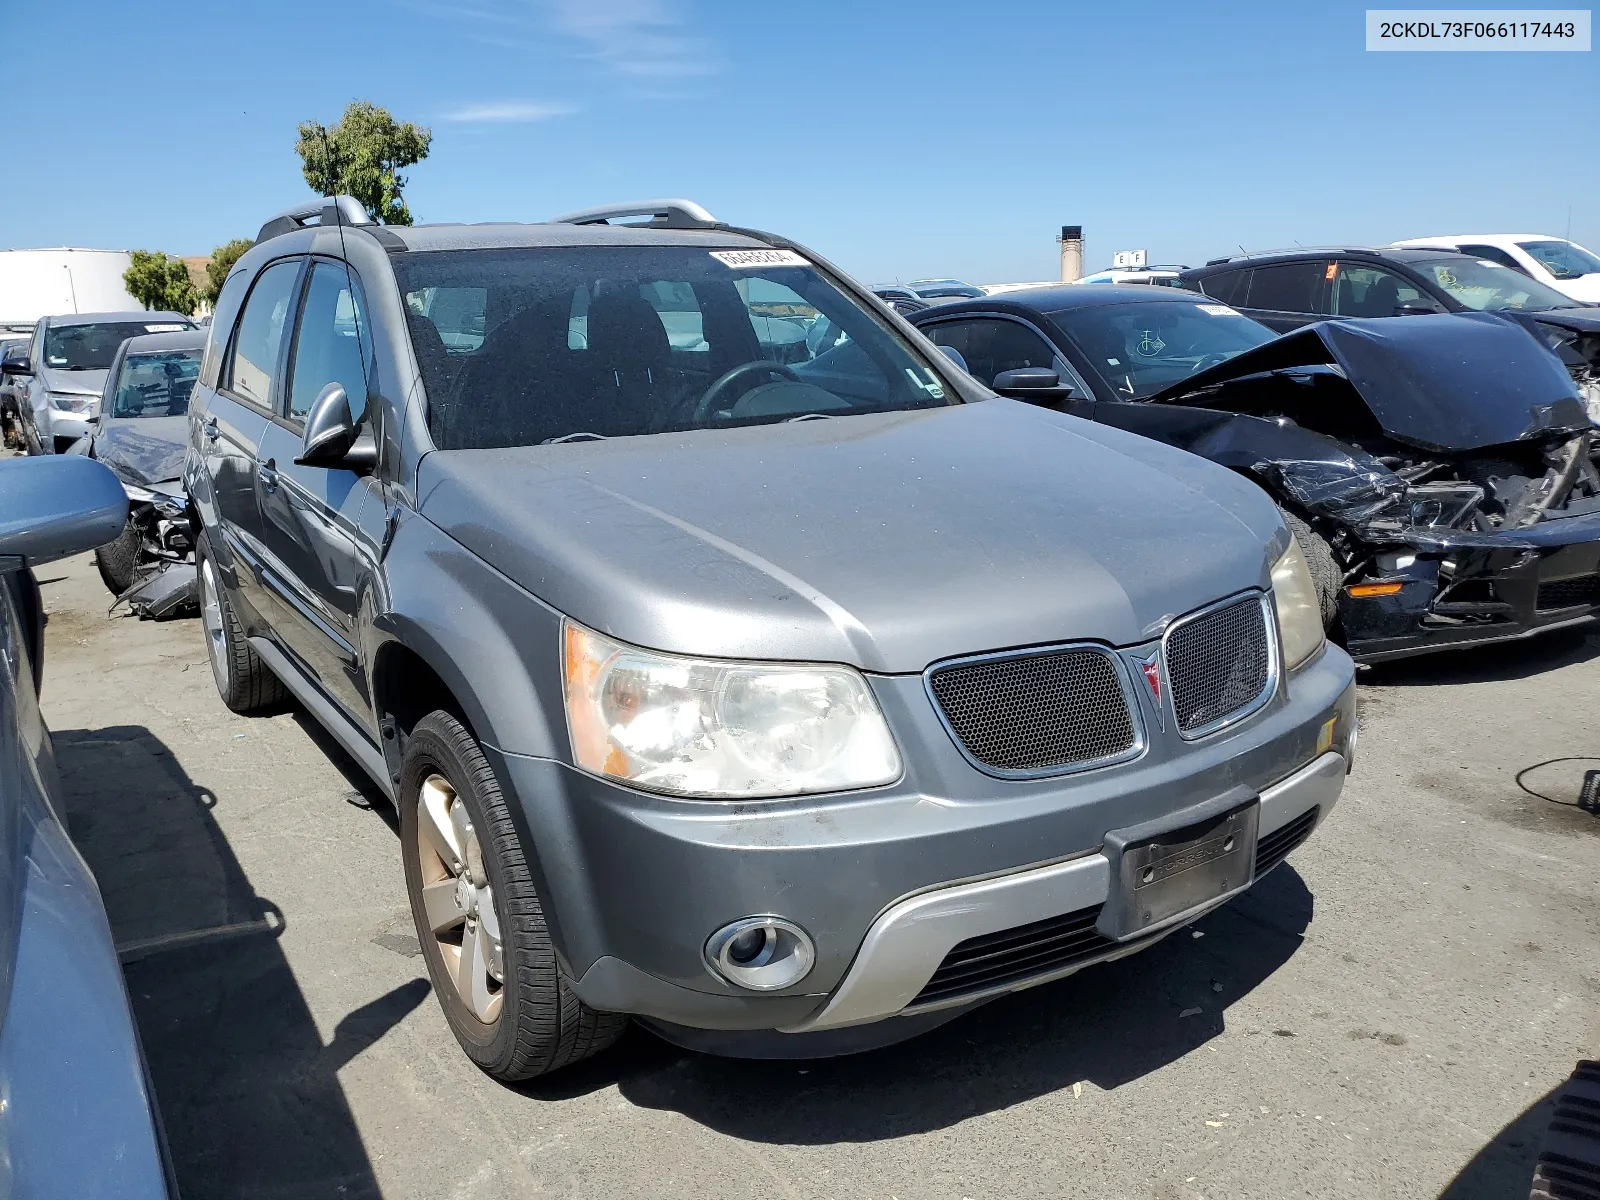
705, 917, 815, 991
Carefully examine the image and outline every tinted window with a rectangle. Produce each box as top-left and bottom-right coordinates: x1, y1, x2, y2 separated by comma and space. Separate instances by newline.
391, 246, 957, 450
1245, 261, 1326, 314
1458, 244, 1528, 275
920, 318, 1057, 387
111, 349, 202, 418
227, 260, 302, 408
287, 261, 371, 424
1049, 300, 1277, 399
1329, 264, 1426, 317
43, 320, 192, 371
1197, 268, 1249, 305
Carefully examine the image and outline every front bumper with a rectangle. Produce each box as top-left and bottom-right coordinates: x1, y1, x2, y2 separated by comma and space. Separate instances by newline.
487, 643, 1356, 1036
1343, 515, 1600, 661
40, 406, 92, 452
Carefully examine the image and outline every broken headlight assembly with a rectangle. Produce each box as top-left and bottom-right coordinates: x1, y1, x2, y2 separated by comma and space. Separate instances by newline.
1271, 539, 1325, 671
562, 620, 902, 799
121, 482, 185, 518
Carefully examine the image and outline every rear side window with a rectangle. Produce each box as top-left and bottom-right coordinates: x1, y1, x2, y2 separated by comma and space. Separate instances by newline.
1245, 261, 1326, 314
226, 260, 302, 409
1197, 269, 1249, 305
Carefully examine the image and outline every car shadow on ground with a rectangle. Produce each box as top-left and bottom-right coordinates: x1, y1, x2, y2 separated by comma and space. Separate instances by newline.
1360, 626, 1600, 688
1437, 1080, 1558, 1199
54, 724, 427, 1200
527, 862, 1316, 1143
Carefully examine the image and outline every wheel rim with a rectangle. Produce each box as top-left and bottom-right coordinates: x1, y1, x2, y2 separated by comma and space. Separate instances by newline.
415, 772, 504, 1025
199, 558, 229, 695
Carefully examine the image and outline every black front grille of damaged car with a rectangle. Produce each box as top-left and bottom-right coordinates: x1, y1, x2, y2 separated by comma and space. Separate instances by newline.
928, 647, 1136, 774
1537, 575, 1600, 611
911, 905, 1115, 1007
1255, 806, 1319, 876
1166, 596, 1272, 735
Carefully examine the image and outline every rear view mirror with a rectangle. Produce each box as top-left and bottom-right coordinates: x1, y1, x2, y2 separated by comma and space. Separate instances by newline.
0, 456, 128, 567
936, 344, 969, 373
992, 367, 1076, 401
296, 383, 376, 471
1395, 299, 1442, 316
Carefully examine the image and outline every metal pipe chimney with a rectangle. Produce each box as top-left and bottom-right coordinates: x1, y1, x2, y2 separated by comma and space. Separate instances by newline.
1059, 225, 1083, 283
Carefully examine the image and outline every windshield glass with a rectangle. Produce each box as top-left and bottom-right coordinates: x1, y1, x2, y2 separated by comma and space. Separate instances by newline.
1412, 256, 1579, 312
111, 349, 201, 418
1049, 300, 1278, 399
1516, 239, 1600, 280
44, 320, 193, 370
393, 246, 959, 449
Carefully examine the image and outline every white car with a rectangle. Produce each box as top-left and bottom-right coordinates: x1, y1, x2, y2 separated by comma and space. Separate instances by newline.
1073, 267, 1184, 287
1392, 235, 1600, 303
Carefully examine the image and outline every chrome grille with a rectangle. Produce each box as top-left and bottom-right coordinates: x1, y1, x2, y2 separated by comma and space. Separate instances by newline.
1165, 595, 1272, 736
927, 647, 1137, 776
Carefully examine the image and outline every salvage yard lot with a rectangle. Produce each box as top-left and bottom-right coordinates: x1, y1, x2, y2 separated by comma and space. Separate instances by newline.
39, 550, 1598, 1200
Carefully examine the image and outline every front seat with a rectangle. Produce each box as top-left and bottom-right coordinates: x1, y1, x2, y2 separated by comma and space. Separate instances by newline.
582, 291, 675, 435
1359, 277, 1401, 317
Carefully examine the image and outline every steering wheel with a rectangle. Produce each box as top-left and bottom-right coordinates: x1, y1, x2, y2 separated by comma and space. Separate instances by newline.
692, 360, 803, 424
1191, 351, 1235, 374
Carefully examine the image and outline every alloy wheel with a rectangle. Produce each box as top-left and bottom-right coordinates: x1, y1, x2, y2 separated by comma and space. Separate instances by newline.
200, 558, 229, 695
414, 772, 505, 1024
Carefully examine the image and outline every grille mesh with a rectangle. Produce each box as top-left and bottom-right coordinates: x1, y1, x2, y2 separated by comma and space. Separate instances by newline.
1537, 576, 1600, 611
928, 648, 1135, 774
1166, 597, 1271, 734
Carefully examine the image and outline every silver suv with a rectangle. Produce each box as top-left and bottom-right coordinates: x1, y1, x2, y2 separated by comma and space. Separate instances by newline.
185, 196, 1356, 1080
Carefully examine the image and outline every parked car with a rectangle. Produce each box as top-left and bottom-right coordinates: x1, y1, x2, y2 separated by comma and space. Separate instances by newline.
187, 194, 1354, 1080
1392, 234, 1600, 303
1, 311, 195, 454
0, 335, 28, 449
0, 453, 174, 1198
77, 329, 206, 614
912, 286, 1600, 662
870, 285, 931, 315
1075, 267, 1185, 287
908, 278, 986, 300
1178, 247, 1600, 418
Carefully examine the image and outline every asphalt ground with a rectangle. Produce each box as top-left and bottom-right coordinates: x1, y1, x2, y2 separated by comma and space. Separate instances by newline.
36, 548, 1600, 1200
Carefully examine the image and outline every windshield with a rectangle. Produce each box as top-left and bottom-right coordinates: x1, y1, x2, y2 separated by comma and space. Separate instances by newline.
44, 320, 193, 370
1516, 239, 1600, 280
1412, 256, 1579, 312
1049, 300, 1278, 399
393, 246, 959, 449
111, 349, 201, 418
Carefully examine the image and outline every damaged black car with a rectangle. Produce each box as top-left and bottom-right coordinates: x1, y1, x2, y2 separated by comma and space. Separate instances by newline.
912, 287, 1600, 662
73, 329, 204, 617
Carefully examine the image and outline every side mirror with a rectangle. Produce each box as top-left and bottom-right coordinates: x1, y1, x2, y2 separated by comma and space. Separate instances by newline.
992, 367, 1076, 401
295, 383, 376, 471
1, 357, 32, 376
1395, 299, 1442, 316
0, 456, 128, 567
936, 344, 969, 373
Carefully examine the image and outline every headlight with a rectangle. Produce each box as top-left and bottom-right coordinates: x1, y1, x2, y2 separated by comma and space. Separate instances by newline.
562, 621, 902, 799
1271, 538, 1325, 671
123, 483, 157, 503
48, 393, 94, 413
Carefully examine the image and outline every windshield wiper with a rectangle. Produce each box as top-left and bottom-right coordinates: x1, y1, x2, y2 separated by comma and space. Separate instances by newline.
782, 412, 834, 423
541, 431, 609, 444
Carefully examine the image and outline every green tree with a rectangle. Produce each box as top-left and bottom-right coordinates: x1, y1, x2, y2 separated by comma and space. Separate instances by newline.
123, 250, 198, 314
295, 101, 432, 225
203, 238, 254, 307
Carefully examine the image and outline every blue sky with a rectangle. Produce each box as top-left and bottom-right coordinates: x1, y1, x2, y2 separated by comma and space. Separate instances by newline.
1, 0, 1595, 283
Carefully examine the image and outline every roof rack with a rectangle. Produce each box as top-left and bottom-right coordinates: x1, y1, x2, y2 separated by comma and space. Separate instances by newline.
257, 195, 372, 243
547, 198, 719, 230
1201, 244, 1465, 267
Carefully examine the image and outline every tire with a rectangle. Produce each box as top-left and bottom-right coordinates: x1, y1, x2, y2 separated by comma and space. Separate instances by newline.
400, 710, 626, 1081
197, 535, 287, 713
1280, 507, 1340, 628
95, 519, 141, 596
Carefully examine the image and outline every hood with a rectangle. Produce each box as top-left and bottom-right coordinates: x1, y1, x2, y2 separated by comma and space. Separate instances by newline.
93, 416, 188, 487
415, 402, 1283, 672
1552, 275, 1600, 304
1149, 312, 1589, 454
39, 365, 107, 399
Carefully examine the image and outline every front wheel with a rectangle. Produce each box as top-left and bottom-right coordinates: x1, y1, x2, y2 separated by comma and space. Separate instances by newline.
1280, 507, 1340, 628
95, 518, 141, 595
197, 536, 287, 713
400, 710, 626, 1081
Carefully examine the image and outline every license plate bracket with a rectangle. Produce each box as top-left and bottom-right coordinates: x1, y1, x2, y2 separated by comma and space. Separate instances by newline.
1095, 786, 1259, 942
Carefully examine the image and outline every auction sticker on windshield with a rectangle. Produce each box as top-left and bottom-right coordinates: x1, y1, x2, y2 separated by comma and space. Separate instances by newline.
1196, 305, 1240, 317
709, 249, 810, 269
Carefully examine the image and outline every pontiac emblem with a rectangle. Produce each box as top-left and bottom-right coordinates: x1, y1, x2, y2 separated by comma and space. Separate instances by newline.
1139, 653, 1162, 704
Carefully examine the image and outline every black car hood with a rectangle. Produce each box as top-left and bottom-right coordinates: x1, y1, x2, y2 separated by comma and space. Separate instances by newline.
1148, 312, 1590, 454
93, 416, 188, 487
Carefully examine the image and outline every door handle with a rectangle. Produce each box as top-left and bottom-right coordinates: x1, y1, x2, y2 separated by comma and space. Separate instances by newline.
260, 458, 279, 492
203, 415, 219, 442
